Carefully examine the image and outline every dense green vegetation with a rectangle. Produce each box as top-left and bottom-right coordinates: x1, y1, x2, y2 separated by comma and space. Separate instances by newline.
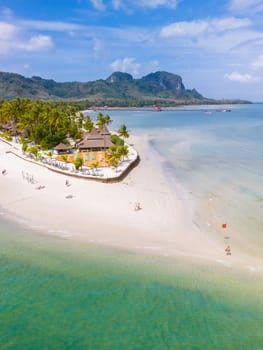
0, 71, 251, 106
0, 98, 130, 170
0, 98, 81, 149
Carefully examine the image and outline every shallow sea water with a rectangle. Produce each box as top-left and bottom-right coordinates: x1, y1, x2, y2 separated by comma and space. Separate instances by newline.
108, 104, 263, 257
1, 104, 263, 349
1, 217, 263, 349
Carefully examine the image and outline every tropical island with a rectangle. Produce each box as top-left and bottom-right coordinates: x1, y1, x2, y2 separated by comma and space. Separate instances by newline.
0, 68, 251, 180
0, 77, 262, 287
0, 98, 138, 181
0, 70, 251, 107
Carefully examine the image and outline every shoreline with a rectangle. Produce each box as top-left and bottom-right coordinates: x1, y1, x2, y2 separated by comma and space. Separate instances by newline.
81, 104, 237, 114
0, 135, 262, 273
1, 137, 140, 183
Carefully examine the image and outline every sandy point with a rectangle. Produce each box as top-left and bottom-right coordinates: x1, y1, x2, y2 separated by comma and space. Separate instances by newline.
0, 135, 262, 272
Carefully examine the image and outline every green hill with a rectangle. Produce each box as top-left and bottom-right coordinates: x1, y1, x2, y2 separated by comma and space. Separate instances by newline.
0, 71, 250, 106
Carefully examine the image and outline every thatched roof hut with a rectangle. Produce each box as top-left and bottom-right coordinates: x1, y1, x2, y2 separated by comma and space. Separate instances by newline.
54, 142, 72, 154
98, 124, 111, 136
77, 127, 113, 151
0, 121, 18, 134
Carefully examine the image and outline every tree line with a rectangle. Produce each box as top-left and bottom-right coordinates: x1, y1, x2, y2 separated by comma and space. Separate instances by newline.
0, 98, 130, 170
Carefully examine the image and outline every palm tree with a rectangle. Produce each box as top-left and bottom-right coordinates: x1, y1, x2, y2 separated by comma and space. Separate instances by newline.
45, 107, 64, 134
0, 98, 31, 138
96, 113, 112, 126
74, 157, 84, 171
104, 114, 112, 126
27, 100, 44, 137
105, 146, 121, 171
83, 116, 94, 132
117, 145, 129, 161
17, 107, 35, 137
22, 139, 28, 153
61, 154, 68, 163
76, 112, 84, 129
90, 161, 99, 175
117, 124, 129, 139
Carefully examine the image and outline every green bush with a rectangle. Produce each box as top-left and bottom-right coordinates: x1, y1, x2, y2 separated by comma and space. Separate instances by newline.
22, 141, 28, 152
74, 157, 84, 170
1, 131, 12, 141
111, 134, 124, 146
28, 146, 38, 157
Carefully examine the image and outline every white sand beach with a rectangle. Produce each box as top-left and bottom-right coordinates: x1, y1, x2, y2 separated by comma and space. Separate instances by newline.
0, 136, 262, 271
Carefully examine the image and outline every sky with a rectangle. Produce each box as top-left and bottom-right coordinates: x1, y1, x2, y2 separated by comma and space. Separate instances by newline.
1, 0, 263, 101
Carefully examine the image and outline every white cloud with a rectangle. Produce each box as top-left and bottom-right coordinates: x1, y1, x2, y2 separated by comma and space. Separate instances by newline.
0, 22, 19, 54
136, 0, 179, 8
224, 71, 260, 82
0, 28, 54, 55
1, 7, 13, 18
228, 0, 263, 13
90, 0, 106, 11
160, 17, 252, 38
158, 16, 262, 57
112, 0, 123, 10
111, 57, 140, 76
148, 60, 160, 70
24, 35, 54, 52
210, 17, 252, 31
0, 18, 84, 55
20, 20, 84, 32
160, 20, 207, 37
251, 54, 263, 69
86, 0, 180, 11
92, 38, 105, 58
0, 22, 17, 40
0, 18, 82, 56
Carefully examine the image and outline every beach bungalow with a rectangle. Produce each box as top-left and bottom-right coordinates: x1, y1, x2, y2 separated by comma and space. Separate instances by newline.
98, 124, 111, 137
76, 126, 113, 151
53, 142, 72, 155
0, 121, 18, 134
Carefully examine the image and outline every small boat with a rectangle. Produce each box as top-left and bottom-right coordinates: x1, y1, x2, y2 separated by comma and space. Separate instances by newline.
216, 109, 231, 113
154, 105, 162, 112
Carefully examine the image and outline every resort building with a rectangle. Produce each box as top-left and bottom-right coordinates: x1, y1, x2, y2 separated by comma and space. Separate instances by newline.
76, 126, 113, 152
0, 121, 18, 134
53, 143, 72, 155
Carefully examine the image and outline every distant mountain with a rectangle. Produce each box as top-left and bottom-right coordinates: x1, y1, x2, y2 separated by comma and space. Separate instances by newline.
0, 71, 250, 105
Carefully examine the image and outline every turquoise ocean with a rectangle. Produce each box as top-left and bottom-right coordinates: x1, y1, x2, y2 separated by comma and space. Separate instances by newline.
1, 104, 263, 349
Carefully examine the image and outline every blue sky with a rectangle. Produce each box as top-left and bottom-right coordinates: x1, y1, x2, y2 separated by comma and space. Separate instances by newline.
1, 0, 263, 101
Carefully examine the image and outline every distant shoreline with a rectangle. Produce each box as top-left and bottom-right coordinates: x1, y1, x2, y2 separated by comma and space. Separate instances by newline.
81, 103, 243, 114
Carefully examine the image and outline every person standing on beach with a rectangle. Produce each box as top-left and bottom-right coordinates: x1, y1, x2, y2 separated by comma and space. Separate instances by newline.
134, 202, 142, 211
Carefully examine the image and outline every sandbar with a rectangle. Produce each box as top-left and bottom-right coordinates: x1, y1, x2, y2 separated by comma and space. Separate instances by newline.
0, 135, 262, 272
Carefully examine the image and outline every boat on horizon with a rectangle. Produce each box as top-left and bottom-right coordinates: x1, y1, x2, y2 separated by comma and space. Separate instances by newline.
154, 105, 162, 111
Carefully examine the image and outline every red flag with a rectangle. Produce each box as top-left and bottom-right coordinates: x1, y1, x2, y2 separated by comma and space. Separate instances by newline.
222, 223, 227, 229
